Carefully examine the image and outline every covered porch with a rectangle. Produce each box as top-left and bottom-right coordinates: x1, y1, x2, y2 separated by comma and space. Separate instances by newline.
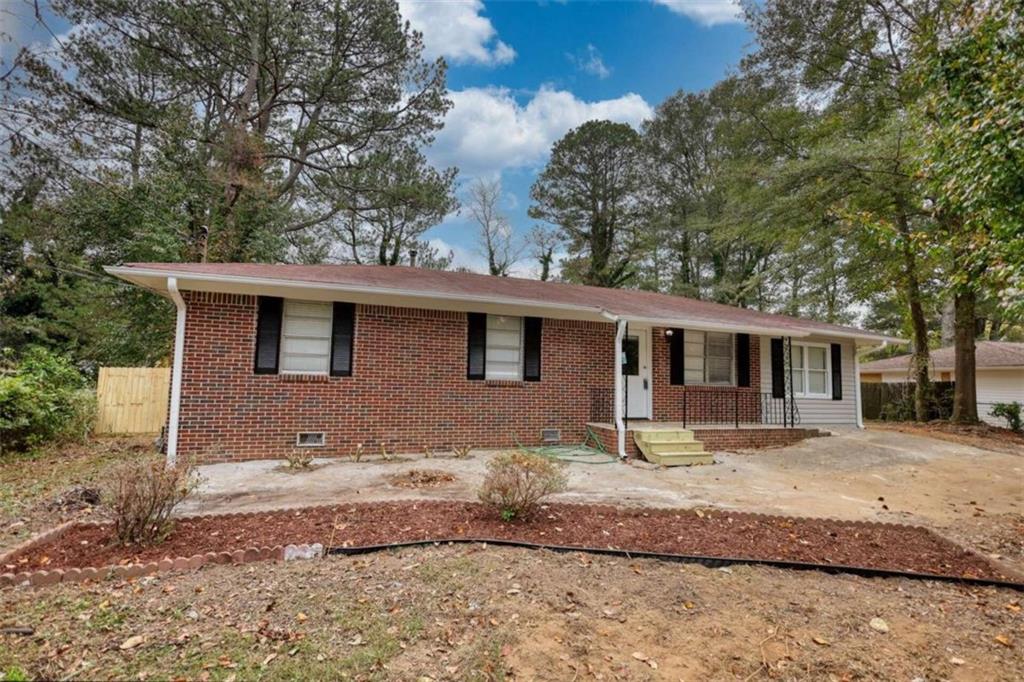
598, 316, 821, 463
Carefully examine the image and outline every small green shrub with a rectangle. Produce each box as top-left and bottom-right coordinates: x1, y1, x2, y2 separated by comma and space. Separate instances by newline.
478, 450, 567, 521
0, 347, 94, 454
107, 456, 199, 545
990, 401, 1022, 432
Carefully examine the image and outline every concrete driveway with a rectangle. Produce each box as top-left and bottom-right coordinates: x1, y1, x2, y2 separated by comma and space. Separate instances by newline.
183, 427, 1023, 529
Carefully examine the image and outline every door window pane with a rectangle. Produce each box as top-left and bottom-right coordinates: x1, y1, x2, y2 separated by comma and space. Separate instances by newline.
622, 336, 639, 376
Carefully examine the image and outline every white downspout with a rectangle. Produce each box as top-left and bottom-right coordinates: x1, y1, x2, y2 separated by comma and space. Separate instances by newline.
853, 345, 864, 429
166, 277, 186, 466
613, 318, 627, 459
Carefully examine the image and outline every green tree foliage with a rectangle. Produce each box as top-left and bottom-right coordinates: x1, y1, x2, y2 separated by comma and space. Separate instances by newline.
529, 120, 644, 287
1, 0, 455, 365
0, 346, 96, 454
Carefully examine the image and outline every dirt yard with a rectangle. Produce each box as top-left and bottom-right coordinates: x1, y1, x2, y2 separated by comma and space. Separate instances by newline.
2, 544, 1022, 681
1, 429, 1021, 680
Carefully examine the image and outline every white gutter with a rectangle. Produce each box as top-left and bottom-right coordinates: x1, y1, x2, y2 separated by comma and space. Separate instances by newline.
166, 277, 186, 467
606, 313, 809, 339
853, 351, 864, 429
613, 318, 627, 460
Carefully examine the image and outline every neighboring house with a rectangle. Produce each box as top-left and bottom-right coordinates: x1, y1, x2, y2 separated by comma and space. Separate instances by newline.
859, 341, 1024, 425
107, 263, 900, 464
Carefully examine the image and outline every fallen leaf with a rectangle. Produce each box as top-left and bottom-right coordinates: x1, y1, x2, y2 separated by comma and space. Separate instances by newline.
869, 618, 890, 634
295, 612, 307, 622
812, 636, 830, 646
994, 635, 1012, 648
120, 635, 144, 650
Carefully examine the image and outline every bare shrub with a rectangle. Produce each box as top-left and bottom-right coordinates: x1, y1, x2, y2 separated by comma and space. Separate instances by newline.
453, 445, 472, 459
478, 451, 567, 521
285, 450, 314, 469
108, 457, 199, 545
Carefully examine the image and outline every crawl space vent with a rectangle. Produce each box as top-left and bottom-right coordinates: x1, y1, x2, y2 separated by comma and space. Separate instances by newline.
295, 432, 325, 447
541, 428, 560, 443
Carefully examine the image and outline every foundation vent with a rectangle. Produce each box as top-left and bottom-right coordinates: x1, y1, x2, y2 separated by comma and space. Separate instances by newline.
541, 428, 561, 443
295, 432, 326, 447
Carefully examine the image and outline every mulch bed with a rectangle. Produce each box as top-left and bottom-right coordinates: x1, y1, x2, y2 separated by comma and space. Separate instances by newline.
2, 501, 1012, 581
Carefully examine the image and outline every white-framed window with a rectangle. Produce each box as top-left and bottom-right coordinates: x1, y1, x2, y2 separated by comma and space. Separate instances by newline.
684, 330, 734, 385
485, 314, 523, 380
790, 343, 830, 397
280, 300, 332, 374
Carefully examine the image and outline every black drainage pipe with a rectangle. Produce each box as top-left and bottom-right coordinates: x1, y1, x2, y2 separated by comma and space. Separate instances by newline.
325, 538, 1024, 593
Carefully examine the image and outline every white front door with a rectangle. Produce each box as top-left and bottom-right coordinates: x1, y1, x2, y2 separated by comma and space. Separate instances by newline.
622, 328, 651, 419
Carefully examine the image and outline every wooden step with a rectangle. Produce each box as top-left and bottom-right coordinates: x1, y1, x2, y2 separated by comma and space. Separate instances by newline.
634, 429, 695, 443
632, 431, 713, 467
646, 441, 706, 455
649, 451, 715, 466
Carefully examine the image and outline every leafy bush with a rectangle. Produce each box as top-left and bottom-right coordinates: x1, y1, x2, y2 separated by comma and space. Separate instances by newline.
478, 451, 567, 521
107, 456, 198, 545
0, 346, 94, 454
990, 402, 1022, 432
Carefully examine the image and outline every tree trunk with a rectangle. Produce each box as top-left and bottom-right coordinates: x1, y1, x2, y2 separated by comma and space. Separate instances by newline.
950, 288, 979, 423
897, 209, 931, 421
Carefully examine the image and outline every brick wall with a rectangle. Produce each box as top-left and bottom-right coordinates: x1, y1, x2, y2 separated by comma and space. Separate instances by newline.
176, 292, 616, 462
586, 423, 823, 459
650, 328, 763, 423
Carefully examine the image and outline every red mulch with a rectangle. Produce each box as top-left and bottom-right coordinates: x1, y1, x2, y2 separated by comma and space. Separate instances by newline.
3, 501, 1011, 581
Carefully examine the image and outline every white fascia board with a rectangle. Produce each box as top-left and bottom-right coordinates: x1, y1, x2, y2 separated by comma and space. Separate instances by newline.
105, 266, 609, 321
604, 312, 810, 339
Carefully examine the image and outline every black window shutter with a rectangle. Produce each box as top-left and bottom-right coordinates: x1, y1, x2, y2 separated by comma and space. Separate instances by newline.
736, 333, 751, 387
330, 302, 355, 377
523, 317, 542, 381
669, 328, 685, 385
770, 338, 785, 398
467, 313, 486, 380
830, 343, 843, 400
254, 296, 283, 374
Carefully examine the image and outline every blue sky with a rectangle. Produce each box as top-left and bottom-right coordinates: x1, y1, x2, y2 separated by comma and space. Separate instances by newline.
393, 1, 754, 275
1, 1, 754, 274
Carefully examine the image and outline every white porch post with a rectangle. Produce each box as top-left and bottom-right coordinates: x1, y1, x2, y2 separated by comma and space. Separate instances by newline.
166, 277, 187, 466
853, 346, 864, 429
613, 318, 627, 459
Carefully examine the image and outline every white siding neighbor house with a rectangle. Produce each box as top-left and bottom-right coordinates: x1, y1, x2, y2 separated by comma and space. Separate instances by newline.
859, 341, 1024, 426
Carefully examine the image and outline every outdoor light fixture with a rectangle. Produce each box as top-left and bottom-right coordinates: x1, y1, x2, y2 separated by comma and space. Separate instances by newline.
664, 329, 674, 337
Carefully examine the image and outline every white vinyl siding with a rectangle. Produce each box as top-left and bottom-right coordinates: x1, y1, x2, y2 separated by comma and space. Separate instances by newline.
280, 300, 332, 374
762, 335, 858, 425
485, 315, 523, 380
684, 331, 734, 385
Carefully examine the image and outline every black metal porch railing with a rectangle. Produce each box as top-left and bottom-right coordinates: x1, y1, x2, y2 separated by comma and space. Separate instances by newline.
680, 390, 801, 428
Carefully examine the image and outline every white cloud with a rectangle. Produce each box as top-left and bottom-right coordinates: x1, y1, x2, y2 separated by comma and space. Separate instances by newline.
399, 0, 515, 66
429, 86, 653, 177
568, 44, 611, 79
652, 0, 743, 26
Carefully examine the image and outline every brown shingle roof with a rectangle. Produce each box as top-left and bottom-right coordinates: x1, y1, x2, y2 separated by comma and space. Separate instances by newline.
109, 262, 900, 342
860, 341, 1024, 372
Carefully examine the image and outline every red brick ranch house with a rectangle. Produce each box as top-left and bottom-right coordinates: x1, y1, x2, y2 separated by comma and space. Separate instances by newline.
107, 264, 901, 465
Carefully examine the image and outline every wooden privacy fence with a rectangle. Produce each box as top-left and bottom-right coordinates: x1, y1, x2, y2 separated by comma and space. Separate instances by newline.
860, 381, 955, 421
95, 367, 170, 435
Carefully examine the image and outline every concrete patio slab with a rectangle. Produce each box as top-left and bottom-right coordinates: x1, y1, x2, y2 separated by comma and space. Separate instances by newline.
181, 428, 1023, 529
